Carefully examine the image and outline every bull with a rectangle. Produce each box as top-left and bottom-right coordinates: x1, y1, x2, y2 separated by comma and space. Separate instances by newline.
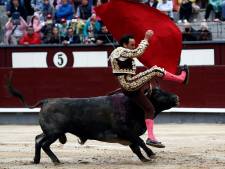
7, 77, 179, 164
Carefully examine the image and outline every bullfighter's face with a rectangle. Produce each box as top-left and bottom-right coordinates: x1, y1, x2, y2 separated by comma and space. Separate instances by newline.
124, 38, 136, 50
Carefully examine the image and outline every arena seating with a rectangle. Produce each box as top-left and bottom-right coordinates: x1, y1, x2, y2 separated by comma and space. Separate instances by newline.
0, 3, 225, 43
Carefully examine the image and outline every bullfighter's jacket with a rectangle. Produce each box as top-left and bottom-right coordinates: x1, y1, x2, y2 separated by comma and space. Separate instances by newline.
110, 39, 149, 75
110, 39, 165, 92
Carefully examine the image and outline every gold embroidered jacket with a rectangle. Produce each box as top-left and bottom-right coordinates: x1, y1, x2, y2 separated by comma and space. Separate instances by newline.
110, 39, 149, 75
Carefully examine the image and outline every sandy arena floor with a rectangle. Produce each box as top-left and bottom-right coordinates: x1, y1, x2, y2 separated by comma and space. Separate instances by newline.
0, 124, 225, 169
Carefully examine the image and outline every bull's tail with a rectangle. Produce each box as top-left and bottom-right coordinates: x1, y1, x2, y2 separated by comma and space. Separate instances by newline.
6, 71, 44, 109
59, 134, 67, 144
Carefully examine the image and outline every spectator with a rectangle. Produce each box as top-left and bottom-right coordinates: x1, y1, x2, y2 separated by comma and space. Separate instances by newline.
24, 0, 35, 18
96, 25, 114, 45
6, 0, 23, 12
157, 0, 174, 19
4, 15, 28, 44
74, 0, 81, 13
30, 14, 42, 33
173, 0, 180, 11
204, 0, 222, 21
191, 0, 201, 22
48, 26, 62, 43
69, 16, 85, 36
92, 0, 102, 21
41, 14, 55, 43
221, 0, 225, 20
19, 26, 41, 44
6, 0, 34, 19
57, 17, 69, 38
182, 22, 198, 41
62, 27, 81, 44
6, 0, 27, 20
0, 0, 6, 5
145, 0, 159, 8
199, 0, 208, 8
76, 0, 92, 20
89, 0, 93, 6
40, 0, 54, 22
55, 0, 74, 22
95, 0, 101, 6
83, 13, 100, 44
31, 0, 43, 11
197, 22, 212, 40
178, 0, 193, 23
54, 0, 65, 9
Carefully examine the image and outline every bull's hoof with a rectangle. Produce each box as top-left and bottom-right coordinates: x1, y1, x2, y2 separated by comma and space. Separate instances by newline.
147, 152, 156, 159
33, 158, 40, 164
141, 158, 151, 163
146, 139, 165, 148
53, 160, 61, 165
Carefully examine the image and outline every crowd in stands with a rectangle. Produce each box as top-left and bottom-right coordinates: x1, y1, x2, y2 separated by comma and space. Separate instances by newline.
145, 0, 225, 41
2, 0, 114, 45
182, 21, 212, 41
0, 0, 224, 45
145, 0, 225, 23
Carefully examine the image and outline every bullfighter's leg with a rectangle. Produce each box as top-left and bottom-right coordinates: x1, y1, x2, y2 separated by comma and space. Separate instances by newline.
163, 65, 189, 85
117, 65, 189, 92
129, 144, 150, 162
117, 66, 165, 92
41, 135, 61, 164
125, 89, 165, 148
33, 133, 46, 164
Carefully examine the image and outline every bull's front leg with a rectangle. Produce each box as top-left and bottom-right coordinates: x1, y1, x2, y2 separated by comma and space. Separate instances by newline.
129, 144, 149, 162
120, 126, 155, 161
138, 139, 156, 159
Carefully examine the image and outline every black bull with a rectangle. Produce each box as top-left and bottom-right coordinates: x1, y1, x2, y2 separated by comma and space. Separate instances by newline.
8, 81, 179, 164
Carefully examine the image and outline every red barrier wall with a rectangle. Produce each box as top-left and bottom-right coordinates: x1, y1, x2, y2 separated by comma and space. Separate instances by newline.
1, 66, 225, 108
1, 42, 225, 108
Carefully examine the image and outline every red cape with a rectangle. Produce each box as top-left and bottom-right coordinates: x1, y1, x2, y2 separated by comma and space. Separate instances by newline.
95, 0, 182, 73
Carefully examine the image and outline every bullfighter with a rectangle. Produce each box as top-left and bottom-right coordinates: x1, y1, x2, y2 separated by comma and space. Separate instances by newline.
110, 29, 189, 148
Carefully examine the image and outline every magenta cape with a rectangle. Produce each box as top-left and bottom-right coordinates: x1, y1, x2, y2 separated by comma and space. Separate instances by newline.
95, 0, 182, 73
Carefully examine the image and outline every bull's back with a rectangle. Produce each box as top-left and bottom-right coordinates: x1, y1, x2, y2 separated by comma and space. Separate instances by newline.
39, 95, 124, 137
41, 96, 113, 120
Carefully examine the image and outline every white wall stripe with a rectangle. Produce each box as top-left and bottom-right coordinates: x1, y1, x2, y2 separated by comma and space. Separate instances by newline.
180, 49, 215, 65
73, 51, 108, 67
12, 52, 48, 68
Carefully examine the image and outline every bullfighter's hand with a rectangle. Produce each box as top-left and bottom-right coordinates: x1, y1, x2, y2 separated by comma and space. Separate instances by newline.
144, 30, 154, 41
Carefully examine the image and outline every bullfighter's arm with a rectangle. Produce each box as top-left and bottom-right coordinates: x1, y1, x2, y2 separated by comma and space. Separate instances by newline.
120, 39, 149, 58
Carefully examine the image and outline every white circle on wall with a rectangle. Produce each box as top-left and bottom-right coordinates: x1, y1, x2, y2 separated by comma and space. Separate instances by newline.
53, 52, 68, 68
